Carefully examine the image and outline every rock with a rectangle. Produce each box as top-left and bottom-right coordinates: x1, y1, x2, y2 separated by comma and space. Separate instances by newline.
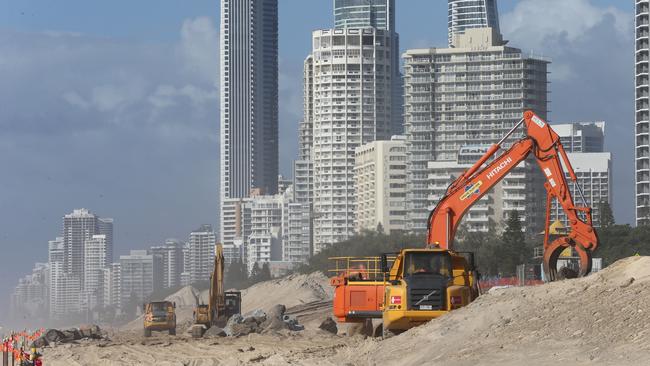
62, 328, 82, 341
44, 329, 66, 343
79, 325, 102, 339
31, 336, 49, 348
319, 317, 338, 334
267, 304, 286, 318
204, 326, 227, 337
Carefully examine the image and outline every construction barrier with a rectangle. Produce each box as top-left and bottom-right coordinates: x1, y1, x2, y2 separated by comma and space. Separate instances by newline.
1, 329, 44, 366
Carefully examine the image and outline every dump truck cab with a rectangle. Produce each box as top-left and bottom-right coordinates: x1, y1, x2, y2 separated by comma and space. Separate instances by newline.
144, 301, 176, 337
381, 248, 478, 335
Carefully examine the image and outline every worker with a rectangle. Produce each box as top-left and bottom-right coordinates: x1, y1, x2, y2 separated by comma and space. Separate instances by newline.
30, 347, 42, 366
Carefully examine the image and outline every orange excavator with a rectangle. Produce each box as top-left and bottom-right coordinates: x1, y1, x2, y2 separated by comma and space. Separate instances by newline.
331, 110, 599, 335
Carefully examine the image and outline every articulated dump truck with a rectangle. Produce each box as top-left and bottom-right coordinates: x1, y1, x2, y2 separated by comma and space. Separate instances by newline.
331, 249, 478, 337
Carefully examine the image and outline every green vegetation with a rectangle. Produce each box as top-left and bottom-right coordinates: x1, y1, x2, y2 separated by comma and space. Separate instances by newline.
297, 230, 426, 274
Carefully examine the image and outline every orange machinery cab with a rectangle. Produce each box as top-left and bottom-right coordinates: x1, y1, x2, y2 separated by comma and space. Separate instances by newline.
329, 256, 392, 322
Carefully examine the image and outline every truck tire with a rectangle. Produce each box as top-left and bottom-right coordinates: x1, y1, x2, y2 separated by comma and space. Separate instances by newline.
144, 328, 152, 338
169, 327, 176, 336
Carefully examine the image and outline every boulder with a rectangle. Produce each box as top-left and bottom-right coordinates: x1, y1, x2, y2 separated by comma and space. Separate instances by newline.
31, 336, 49, 348
79, 325, 102, 339
204, 326, 227, 337
44, 329, 66, 343
319, 317, 338, 335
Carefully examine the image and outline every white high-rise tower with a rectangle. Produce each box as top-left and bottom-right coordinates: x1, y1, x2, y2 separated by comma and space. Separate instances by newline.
636, 0, 650, 225
220, 0, 279, 232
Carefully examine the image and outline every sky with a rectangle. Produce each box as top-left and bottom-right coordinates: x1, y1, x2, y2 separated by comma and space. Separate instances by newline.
0, 0, 634, 317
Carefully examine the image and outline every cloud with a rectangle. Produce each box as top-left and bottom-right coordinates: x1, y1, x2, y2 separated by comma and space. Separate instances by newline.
502, 0, 634, 224
179, 17, 219, 85
0, 18, 222, 310
502, 0, 631, 53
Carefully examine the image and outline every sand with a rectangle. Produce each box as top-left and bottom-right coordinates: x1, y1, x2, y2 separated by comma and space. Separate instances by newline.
41, 257, 650, 365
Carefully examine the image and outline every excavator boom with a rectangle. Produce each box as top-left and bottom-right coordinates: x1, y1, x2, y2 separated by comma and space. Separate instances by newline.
427, 111, 598, 280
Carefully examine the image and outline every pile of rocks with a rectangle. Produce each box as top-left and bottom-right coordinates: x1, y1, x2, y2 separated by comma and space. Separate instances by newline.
32, 325, 104, 348
206, 304, 305, 337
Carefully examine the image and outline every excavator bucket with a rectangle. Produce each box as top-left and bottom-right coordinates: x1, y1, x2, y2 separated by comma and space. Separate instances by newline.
543, 236, 592, 281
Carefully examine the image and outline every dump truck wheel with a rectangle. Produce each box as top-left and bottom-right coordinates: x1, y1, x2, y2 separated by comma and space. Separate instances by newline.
381, 323, 395, 340
144, 328, 152, 338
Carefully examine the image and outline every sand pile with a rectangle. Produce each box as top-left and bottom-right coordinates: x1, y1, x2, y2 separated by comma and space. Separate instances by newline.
121, 272, 332, 332
240, 272, 332, 313
331, 256, 650, 366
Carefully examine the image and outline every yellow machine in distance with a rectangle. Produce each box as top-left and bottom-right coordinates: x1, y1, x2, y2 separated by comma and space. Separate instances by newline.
143, 301, 177, 337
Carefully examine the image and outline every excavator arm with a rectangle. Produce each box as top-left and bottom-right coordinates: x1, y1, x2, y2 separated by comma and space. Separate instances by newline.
208, 243, 226, 323
427, 111, 599, 280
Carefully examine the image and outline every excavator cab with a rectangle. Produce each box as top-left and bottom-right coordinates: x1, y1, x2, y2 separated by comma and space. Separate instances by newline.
224, 291, 242, 317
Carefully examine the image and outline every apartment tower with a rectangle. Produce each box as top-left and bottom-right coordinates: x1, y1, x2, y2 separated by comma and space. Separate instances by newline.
636, 0, 650, 225
220, 0, 279, 232
403, 28, 549, 233
448, 0, 501, 47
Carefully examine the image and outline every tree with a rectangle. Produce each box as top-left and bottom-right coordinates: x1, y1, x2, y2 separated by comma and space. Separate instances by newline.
249, 262, 262, 284
376, 222, 385, 234
499, 211, 529, 276
225, 259, 249, 289
455, 220, 501, 277
261, 262, 272, 281
599, 201, 615, 228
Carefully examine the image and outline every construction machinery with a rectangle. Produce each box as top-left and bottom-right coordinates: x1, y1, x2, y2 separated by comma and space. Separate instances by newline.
143, 301, 176, 337
191, 243, 242, 338
331, 110, 600, 336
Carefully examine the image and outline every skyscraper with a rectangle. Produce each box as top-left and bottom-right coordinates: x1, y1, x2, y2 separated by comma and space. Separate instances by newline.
448, 0, 501, 47
334, 0, 395, 31
403, 28, 548, 232
219, 0, 279, 219
636, 0, 649, 225
309, 28, 396, 251
333, 0, 402, 136
62, 208, 113, 286
189, 225, 216, 283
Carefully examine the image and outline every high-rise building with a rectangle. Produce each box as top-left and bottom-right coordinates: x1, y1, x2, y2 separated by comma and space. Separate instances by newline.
189, 225, 216, 283
48, 237, 66, 318
403, 28, 549, 233
150, 239, 184, 289
102, 263, 121, 309
552, 122, 605, 153
549, 121, 611, 227
62, 209, 113, 286
355, 136, 407, 234
10, 263, 48, 321
333, 0, 402, 136
247, 227, 282, 273
309, 28, 396, 252
220, 198, 252, 261
282, 201, 312, 263
549, 152, 612, 228
636, 0, 649, 225
334, 0, 395, 31
448, 0, 501, 47
83, 234, 108, 307
120, 250, 162, 307
219, 0, 279, 239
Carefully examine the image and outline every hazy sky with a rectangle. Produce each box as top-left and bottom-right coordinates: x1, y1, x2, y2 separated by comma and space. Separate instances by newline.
0, 0, 633, 315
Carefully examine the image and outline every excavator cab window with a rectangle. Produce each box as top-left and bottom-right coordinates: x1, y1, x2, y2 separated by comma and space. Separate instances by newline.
405, 252, 452, 278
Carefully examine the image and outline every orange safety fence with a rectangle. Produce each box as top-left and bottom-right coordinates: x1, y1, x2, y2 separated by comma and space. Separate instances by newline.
2, 328, 45, 363
478, 277, 544, 291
